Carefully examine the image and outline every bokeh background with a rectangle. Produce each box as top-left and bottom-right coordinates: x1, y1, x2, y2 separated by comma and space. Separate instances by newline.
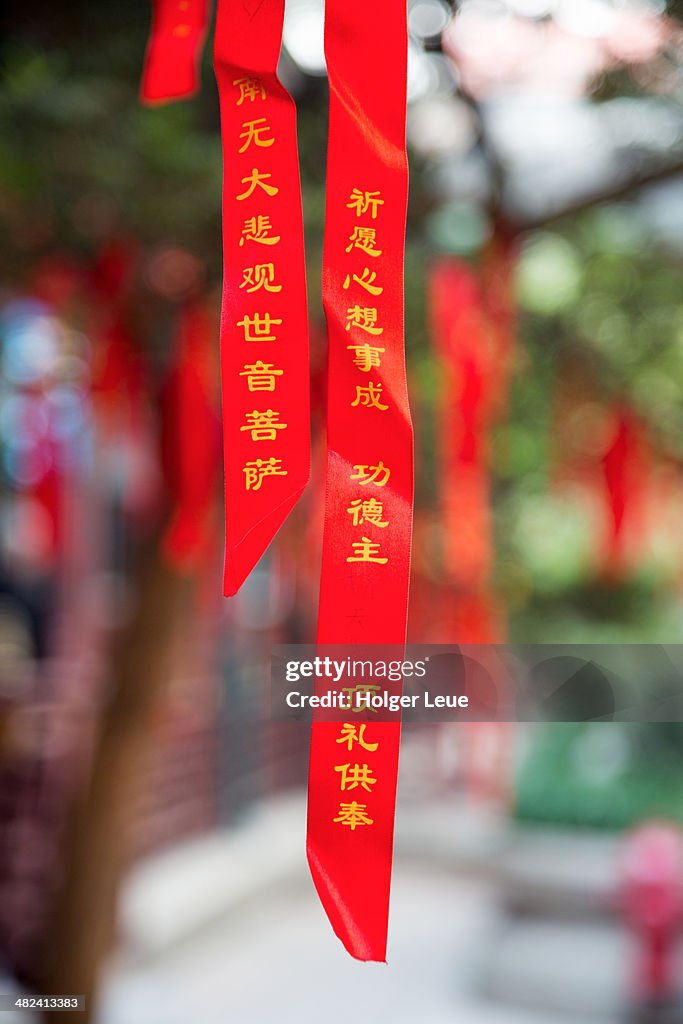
3, 0, 683, 1021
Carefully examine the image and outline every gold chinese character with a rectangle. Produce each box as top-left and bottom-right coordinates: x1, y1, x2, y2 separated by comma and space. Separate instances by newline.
346, 344, 385, 372
345, 306, 383, 336
172, 23, 191, 38
347, 498, 388, 528
243, 457, 287, 491
239, 360, 284, 392
336, 722, 379, 752
240, 409, 287, 442
334, 762, 378, 793
233, 77, 266, 104
341, 682, 381, 712
240, 263, 282, 293
351, 383, 388, 411
345, 226, 382, 258
350, 462, 391, 487
240, 216, 280, 247
236, 168, 279, 201
333, 801, 374, 830
238, 118, 275, 153
236, 313, 282, 342
346, 188, 384, 219
343, 269, 383, 296
346, 536, 388, 564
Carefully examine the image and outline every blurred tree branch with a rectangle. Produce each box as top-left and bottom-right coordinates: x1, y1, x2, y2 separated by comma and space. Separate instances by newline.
455, 79, 683, 237
519, 158, 683, 233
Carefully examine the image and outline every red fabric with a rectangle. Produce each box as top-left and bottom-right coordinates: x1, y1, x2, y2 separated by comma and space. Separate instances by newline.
89, 239, 145, 433
141, 0, 210, 104
22, 409, 62, 569
214, 0, 310, 596
90, 238, 140, 301
600, 405, 647, 579
88, 252, 157, 523
161, 301, 222, 569
430, 259, 493, 591
429, 248, 516, 623
308, 0, 413, 962
91, 315, 147, 438
429, 259, 509, 805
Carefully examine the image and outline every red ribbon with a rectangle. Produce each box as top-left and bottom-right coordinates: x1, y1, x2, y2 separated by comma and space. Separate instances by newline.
89, 248, 157, 521
141, 0, 210, 104
161, 301, 222, 569
307, 0, 412, 961
20, 396, 63, 570
214, 0, 310, 596
600, 405, 647, 580
429, 255, 515, 642
431, 259, 493, 590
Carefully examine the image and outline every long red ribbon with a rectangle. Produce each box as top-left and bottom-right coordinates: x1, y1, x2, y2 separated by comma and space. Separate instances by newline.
307, 0, 413, 961
141, 0, 210, 104
430, 259, 493, 591
600, 404, 648, 580
214, 0, 310, 596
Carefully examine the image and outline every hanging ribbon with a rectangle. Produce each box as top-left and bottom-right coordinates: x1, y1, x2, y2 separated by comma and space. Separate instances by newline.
143, 2, 310, 589
430, 259, 493, 593
141, 0, 210, 104
429, 257, 509, 804
89, 243, 159, 523
307, 0, 412, 961
214, 0, 310, 596
161, 300, 222, 570
600, 404, 647, 581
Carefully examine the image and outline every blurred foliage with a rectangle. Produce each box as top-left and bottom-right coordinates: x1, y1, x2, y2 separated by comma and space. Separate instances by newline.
505, 204, 683, 827
0, 3, 222, 278
495, 208, 683, 643
516, 722, 683, 829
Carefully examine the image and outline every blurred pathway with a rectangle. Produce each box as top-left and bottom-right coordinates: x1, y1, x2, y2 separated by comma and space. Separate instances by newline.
100, 864, 596, 1024
3, 791, 623, 1024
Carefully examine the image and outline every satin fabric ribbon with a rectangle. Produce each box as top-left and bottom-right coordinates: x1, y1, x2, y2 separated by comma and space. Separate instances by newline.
141, 0, 210, 103
142, 1, 311, 592
214, 0, 310, 596
141, 0, 412, 957
307, 0, 413, 962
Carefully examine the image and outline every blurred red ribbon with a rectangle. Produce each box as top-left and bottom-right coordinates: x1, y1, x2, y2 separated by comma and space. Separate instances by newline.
307, 0, 413, 961
429, 255, 515, 642
161, 301, 222, 570
600, 405, 647, 581
141, 0, 210, 103
431, 259, 493, 594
